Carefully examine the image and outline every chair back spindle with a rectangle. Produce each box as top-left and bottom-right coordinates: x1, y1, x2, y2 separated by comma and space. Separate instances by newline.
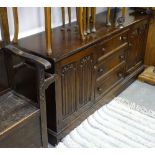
44, 7, 52, 56
12, 7, 19, 43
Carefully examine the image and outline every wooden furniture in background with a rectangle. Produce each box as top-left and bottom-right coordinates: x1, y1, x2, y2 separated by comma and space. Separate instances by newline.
15, 9, 149, 144
0, 45, 56, 147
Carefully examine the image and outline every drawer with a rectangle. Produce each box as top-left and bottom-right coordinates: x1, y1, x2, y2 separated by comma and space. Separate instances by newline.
95, 30, 129, 59
95, 48, 126, 78
95, 63, 125, 100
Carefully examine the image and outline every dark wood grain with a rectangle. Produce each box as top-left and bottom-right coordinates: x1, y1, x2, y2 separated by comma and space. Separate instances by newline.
16, 9, 149, 62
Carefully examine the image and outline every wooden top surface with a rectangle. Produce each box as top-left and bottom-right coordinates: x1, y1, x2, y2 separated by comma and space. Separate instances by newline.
16, 9, 149, 62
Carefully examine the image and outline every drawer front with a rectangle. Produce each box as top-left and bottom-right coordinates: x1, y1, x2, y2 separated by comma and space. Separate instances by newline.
95, 30, 129, 58
95, 48, 126, 78
95, 63, 125, 100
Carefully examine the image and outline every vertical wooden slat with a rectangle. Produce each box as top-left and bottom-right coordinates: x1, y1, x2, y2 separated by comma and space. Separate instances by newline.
86, 7, 91, 34
61, 7, 65, 30
91, 7, 96, 32
78, 7, 85, 40
106, 7, 111, 26
68, 7, 71, 26
44, 7, 52, 56
0, 7, 10, 45
12, 7, 19, 43
83, 7, 87, 35
76, 7, 79, 27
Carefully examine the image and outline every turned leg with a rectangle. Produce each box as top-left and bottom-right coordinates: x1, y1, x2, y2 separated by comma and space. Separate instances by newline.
12, 7, 19, 43
91, 7, 96, 32
106, 7, 112, 26
86, 7, 91, 34
83, 7, 87, 35
61, 7, 65, 30
78, 7, 85, 40
44, 7, 52, 56
67, 7, 71, 31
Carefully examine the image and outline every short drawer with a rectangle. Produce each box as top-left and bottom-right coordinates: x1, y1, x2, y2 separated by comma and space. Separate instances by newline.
95, 30, 129, 58
95, 63, 125, 100
95, 48, 126, 78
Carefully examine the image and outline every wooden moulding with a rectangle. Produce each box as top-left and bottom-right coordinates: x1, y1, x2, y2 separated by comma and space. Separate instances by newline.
44, 7, 52, 56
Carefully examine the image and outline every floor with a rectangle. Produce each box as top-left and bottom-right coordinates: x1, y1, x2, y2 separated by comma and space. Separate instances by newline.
49, 80, 155, 148
119, 80, 155, 111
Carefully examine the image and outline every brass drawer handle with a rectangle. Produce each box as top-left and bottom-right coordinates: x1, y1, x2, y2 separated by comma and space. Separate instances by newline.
102, 48, 106, 52
119, 55, 125, 61
120, 36, 127, 41
97, 87, 102, 92
118, 72, 123, 78
98, 68, 104, 73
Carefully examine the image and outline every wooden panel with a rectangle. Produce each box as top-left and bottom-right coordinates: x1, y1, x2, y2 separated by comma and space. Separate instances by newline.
126, 29, 139, 72
61, 63, 76, 119
145, 17, 155, 66
137, 23, 148, 64
127, 21, 149, 74
77, 54, 94, 109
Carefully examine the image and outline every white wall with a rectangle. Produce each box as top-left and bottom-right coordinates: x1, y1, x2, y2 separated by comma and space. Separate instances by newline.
0, 7, 106, 40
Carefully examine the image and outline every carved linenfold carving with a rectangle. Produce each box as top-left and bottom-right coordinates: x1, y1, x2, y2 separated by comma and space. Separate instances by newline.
77, 54, 94, 108
62, 63, 75, 76
61, 63, 76, 118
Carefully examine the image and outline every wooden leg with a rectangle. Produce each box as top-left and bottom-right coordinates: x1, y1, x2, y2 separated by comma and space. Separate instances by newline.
12, 7, 19, 43
67, 7, 71, 31
44, 7, 52, 56
86, 7, 91, 34
92, 7, 96, 32
106, 7, 111, 26
0, 7, 10, 44
61, 7, 65, 31
78, 7, 85, 40
75, 7, 79, 28
83, 7, 87, 35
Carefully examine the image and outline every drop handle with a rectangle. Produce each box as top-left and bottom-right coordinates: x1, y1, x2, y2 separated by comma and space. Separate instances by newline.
98, 68, 104, 73
119, 55, 125, 61
97, 87, 102, 92
118, 72, 123, 78
120, 36, 127, 41
102, 48, 106, 52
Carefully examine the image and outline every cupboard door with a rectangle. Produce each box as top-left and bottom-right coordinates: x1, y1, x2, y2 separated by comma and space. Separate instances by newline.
126, 29, 139, 73
136, 24, 148, 64
76, 54, 95, 109
61, 63, 77, 119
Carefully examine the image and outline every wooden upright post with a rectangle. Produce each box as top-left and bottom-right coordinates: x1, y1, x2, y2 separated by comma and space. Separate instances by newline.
0, 7, 10, 45
86, 7, 91, 34
12, 7, 19, 43
44, 7, 52, 56
91, 7, 96, 32
61, 7, 65, 30
78, 7, 85, 40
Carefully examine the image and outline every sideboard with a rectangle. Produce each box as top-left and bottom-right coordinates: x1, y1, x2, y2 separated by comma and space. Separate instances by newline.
13, 9, 150, 145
